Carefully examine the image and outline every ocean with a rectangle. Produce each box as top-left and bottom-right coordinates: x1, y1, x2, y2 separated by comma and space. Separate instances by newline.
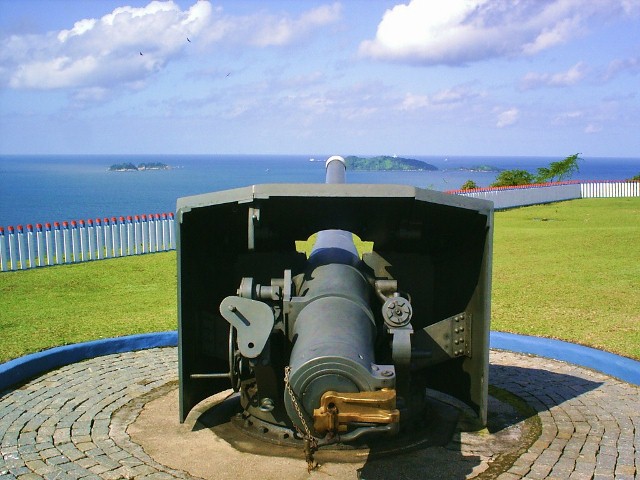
1, 154, 638, 228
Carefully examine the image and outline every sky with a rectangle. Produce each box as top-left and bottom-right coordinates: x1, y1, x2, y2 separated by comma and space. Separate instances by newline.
0, 0, 639, 157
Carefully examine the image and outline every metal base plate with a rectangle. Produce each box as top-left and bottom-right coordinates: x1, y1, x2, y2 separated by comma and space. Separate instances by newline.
196, 391, 472, 461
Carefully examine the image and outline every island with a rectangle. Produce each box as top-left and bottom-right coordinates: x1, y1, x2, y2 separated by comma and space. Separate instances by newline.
344, 155, 438, 171
108, 162, 170, 172
448, 164, 502, 173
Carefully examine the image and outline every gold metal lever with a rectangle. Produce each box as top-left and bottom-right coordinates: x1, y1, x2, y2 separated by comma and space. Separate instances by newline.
313, 388, 400, 434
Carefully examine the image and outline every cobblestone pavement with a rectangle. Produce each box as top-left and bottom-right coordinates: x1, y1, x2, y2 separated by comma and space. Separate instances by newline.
0, 347, 638, 479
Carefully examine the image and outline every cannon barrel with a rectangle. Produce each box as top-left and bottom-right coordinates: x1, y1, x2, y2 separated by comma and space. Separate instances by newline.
284, 156, 398, 438
177, 155, 493, 446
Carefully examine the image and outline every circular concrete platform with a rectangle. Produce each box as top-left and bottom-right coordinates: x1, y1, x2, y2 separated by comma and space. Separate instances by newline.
0, 348, 638, 479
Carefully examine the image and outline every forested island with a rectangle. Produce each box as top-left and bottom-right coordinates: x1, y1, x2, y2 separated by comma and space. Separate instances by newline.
108, 162, 170, 172
344, 155, 438, 171
448, 165, 502, 173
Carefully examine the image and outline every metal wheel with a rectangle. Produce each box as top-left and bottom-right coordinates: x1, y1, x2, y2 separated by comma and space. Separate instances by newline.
228, 326, 242, 392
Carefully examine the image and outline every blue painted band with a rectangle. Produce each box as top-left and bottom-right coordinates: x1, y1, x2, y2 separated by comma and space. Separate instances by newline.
0, 331, 177, 392
1, 330, 638, 393
491, 331, 640, 386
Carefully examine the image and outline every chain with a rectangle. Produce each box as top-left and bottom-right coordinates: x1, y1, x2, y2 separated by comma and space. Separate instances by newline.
284, 366, 318, 471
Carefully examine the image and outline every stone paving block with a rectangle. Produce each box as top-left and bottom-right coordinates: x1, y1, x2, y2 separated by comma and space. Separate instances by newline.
71, 435, 92, 445
16, 432, 36, 447
614, 463, 636, 477
129, 464, 157, 476
537, 448, 561, 466
591, 474, 615, 480
74, 443, 96, 454
38, 448, 60, 460
43, 470, 75, 480
568, 472, 593, 480
106, 450, 131, 462
92, 456, 120, 470
118, 456, 143, 468
16, 454, 38, 463
7, 467, 28, 477
74, 458, 98, 469
496, 473, 520, 480
24, 459, 54, 476
84, 448, 105, 459
138, 473, 178, 480
595, 453, 616, 470
100, 466, 135, 480
506, 463, 529, 475
15, 474, 42, 480
526, 462, 553, 479
87, 464, 111, 475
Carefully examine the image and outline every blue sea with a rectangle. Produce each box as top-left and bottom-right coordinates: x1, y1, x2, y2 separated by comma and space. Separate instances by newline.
1, 154, 638, 228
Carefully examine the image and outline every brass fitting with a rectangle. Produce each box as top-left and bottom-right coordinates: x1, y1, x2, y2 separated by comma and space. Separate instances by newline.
312, 388, 400, 434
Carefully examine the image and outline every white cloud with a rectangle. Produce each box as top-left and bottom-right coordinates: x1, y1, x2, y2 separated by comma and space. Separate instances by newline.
203, 2, 341, 47
0, 1, 341, 92
520, 62, 587, 90
400, 93, 430, 110
359, 0, 633, 65
495, 107, 519, 128
585, 123, 602, 133
399, 85, 484, 110
604, 56, 640, 81
2, 1, 211, 90
552, 110, 584, 125
250, 3, 342, 47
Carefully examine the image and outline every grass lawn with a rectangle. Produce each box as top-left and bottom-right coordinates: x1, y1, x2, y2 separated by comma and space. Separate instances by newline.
492, 197, 640, 359
1, 197, 638, 363
0, 253, 177, 363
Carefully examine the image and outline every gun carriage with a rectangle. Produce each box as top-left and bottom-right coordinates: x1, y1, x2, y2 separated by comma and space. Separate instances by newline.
177, 156, 493, 461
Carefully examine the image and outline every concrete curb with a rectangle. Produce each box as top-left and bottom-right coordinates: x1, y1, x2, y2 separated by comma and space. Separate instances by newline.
0, 331, 177, 392
490, 331, 640, 386
1, 330, 638, 392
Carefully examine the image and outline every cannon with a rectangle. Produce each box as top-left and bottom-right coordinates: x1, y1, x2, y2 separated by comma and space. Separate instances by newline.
177, 156, 493, 458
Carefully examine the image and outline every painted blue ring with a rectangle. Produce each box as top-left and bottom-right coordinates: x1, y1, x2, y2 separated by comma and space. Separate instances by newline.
490, 331, 640, 386
1, 330, 638, 392
0, 331, 177, 392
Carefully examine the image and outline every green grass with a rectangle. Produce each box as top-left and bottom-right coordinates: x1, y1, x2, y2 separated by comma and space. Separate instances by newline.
1, 197, 639, 363
492, 197, 640, 359
0, 253, 177, 363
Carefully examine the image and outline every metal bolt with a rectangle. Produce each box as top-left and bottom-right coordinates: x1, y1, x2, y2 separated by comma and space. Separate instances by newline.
454, 327, 459, 333
228, 305, 237, 312
259, 398, 275, 412
459, 326, 464, 332
381, 370, 394, 377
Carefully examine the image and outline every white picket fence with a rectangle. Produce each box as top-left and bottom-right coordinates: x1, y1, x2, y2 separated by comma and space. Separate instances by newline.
449, 180, 639, 209
0, 213, 175, 272
580, 181, 640, 198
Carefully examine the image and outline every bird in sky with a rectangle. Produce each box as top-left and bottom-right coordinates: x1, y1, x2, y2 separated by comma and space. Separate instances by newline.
139, 52, 143, 56
187, 37, 191, 43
